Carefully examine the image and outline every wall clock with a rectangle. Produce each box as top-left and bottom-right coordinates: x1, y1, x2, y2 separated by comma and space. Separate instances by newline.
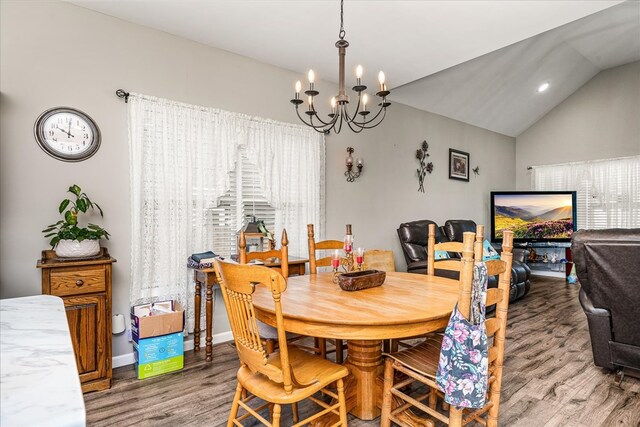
34, 107, 101, 162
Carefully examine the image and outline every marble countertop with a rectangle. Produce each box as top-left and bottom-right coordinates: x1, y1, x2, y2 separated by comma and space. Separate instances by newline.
1, 295, 86, 427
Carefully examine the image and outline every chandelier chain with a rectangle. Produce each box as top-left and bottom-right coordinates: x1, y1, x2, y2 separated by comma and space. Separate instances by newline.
339, 0, 345, 40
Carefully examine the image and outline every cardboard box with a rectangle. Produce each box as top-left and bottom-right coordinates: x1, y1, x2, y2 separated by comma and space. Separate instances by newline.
135, 355, 184, 380
131, 300, 184, 342
133, 332, 183, 364
133, 332, 184, 379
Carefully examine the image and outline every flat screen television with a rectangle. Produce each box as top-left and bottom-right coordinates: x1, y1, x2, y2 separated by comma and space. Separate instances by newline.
490, 191, 577, 243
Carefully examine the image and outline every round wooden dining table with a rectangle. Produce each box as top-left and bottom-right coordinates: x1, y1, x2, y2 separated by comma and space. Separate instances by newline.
252, 271, 459, 422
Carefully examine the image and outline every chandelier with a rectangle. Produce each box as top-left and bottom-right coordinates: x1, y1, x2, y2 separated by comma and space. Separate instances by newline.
290, 0, 391, 134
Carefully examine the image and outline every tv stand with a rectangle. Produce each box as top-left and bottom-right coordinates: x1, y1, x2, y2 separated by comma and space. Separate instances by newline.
524, 242, 572, 279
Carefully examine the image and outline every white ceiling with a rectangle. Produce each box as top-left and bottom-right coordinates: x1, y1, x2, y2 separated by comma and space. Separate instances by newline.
68, 0, 636, 136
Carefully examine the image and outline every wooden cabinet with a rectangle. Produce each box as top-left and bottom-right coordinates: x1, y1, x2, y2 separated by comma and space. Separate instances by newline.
38, 248, 116, 393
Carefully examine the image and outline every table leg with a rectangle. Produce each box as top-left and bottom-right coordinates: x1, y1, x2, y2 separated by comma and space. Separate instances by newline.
206, 280, 213, 362
194, 279, 201, 352
310, 339, 383, 427
344, 340, 384, 419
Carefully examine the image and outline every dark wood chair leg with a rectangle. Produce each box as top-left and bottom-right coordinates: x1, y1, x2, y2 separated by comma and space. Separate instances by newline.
335, 340, 344, 364
265, 339, 276, 355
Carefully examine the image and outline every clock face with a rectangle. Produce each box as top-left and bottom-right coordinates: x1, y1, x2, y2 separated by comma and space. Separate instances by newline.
34, 107, 101, 162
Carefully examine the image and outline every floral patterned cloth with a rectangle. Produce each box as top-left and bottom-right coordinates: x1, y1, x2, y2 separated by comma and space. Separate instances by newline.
436, 263, 489, 408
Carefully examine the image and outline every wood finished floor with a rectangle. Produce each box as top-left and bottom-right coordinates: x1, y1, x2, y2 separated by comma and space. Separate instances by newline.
85, 277, 640, 426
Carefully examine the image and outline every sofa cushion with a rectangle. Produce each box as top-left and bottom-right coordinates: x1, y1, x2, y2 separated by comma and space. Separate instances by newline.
444, 220, 477, 242
397, 220, 444, 264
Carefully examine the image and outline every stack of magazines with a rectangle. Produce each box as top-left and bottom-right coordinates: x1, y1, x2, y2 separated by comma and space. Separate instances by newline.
187, 251, 218, 269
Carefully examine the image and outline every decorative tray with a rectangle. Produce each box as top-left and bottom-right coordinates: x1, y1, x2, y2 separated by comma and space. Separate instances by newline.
337, 270, 386, 292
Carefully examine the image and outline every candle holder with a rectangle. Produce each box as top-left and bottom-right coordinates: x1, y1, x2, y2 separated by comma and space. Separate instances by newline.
332, 251, 362, 283
332, 224, 360, 282
345, 147, 363, 182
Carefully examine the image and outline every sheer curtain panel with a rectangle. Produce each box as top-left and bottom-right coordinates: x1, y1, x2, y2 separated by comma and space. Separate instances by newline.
244, 121, 326, 257
531, 156, 640, 229
128, 93, 325, 332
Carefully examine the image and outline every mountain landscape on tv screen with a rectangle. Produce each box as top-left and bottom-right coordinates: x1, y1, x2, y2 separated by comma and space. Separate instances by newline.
495, 201, 573, 239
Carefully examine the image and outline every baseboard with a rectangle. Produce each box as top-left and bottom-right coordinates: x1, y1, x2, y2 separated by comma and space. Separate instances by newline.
112, 330, 234, 369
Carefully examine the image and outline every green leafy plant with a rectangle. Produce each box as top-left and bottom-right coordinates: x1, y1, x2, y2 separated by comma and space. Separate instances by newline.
42, 184, 110, 248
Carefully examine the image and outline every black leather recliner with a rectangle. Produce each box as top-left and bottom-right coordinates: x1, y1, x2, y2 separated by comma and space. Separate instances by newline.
397, 219, 531, 303
572, 229, 640, 375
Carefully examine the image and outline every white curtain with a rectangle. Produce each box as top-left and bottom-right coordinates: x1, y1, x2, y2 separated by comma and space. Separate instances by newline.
531, 156, 640, 229
128, 93, 325, 331
244, 121, 325, 257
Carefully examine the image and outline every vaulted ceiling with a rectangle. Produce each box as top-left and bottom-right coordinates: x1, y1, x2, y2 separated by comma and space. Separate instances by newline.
68, 0, 639, 136
391, 1, 640, 136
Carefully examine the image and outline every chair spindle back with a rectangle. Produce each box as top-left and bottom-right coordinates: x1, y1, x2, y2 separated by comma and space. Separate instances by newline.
215, 260, 295, 394
239, 229, 289, 278
307, 224, 345, 274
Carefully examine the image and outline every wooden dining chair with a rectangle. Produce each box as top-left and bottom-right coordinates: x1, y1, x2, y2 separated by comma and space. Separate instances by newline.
239, 229, 289, 279
427, 223, 486, 276
215, 260, 349, 427
363, 249, 396, 272
307, 224, 348, 363
391, 224, 483, 352
240, 229, 316, 355
381, 230, 514, 427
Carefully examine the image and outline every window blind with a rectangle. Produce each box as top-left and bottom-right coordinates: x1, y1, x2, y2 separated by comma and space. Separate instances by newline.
205, 147, 276, 257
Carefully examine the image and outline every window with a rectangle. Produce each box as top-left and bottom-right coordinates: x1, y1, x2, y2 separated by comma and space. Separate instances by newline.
205, 146, 276, 257
531, 156, 640, 229
128, 92, 325, 331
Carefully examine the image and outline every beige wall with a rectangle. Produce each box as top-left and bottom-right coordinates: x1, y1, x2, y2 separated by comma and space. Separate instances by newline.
515, 61, 640, 189
0, 1, 515, 358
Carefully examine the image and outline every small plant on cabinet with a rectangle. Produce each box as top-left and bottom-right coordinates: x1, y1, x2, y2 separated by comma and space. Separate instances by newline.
42, 184, 110, 257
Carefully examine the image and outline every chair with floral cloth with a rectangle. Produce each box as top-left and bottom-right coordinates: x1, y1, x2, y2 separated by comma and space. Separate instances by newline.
381, 229, 514, 427
391, 224, 485, 352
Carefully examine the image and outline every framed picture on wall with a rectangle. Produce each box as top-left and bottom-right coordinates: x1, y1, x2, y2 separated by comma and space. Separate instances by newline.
449, 149, 469, 182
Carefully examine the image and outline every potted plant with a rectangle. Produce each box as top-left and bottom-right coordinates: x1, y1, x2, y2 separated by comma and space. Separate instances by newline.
42, 184, 110, 257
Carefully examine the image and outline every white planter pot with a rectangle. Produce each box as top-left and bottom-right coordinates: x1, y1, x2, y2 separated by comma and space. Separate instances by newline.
55, 239, 100, 258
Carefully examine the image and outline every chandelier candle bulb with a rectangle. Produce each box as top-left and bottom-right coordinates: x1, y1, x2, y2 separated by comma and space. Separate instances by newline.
331, 97, 337, 114
295, 81, 301, 99
356, 64, 363, 85
378, 71, 386, 91
362, 93, 369, 111
308, 69, 315, 84
308, 96, 314, 112
357, 158, 363, 167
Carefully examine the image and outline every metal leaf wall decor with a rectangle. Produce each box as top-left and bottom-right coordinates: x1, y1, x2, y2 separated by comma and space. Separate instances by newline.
416, 140, 434, 193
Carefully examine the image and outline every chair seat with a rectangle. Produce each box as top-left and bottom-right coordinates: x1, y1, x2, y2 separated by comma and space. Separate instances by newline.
257, 320, 299, 340
238, 346, 350, 404
385, 335, 443, 379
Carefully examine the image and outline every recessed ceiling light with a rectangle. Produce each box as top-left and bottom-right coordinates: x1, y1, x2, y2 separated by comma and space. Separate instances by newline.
537, 82, 550, 93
